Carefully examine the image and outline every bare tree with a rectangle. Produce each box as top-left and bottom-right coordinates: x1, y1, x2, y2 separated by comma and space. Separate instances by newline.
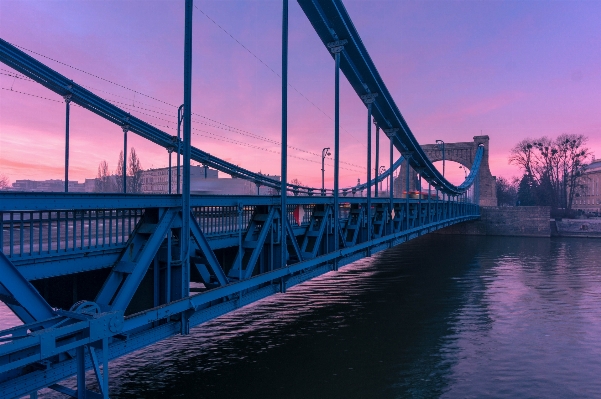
128, 147, 143, 193
95, 160, 114, 192
557, 134, 590, 210
496, 176, 518, 206
115, 151, 124, 193
0, 174, 9, 189
509, 134, 590, 211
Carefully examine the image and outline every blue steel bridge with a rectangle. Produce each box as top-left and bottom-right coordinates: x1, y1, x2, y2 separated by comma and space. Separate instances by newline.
0, 1, 484, 398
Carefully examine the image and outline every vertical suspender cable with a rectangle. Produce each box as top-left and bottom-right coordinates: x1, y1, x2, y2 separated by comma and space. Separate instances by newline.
333, 49, 341, 268
64, 96, 71, 193
281, 0, 288, 272
375, 123, 379, 198
366, 104, 372, 243
389, 138, 393, 233
123, 129, 127, 194
182, 0, 193, 298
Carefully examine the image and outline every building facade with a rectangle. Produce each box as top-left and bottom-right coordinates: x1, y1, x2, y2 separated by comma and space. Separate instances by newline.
573, 159, 601, 215
141, 165, 280, 196
11, 179, 91, 192
141, 165, 218, 194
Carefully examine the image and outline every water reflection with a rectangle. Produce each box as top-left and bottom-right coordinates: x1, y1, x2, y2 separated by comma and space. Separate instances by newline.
11, 235, 601, 398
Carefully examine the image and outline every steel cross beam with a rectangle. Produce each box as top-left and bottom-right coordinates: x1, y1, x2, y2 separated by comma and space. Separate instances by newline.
0, 195, 479, 398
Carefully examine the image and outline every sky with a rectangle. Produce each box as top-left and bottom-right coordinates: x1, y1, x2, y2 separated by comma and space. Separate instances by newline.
1, 0, 600, 189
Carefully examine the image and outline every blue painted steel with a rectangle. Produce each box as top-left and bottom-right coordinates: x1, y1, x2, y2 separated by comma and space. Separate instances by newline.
375, 122, 379, 198
363, 98, 378, 245
123, 128, 127, 194
168, 148, 172, 194
182, 0, 193, 302
64, 96, 70, 193
297, 0, 478, 195
389, 136, 394, 233
0, 1, 489, 395
189, 216, 228, 286
0, 35, 483, 196
281, 0, 289, 270
0, 251, 54, 324
95, 208, 177, 311
177, 104, 184, 195
333, 45, 341, 268
0, 196, 478, 397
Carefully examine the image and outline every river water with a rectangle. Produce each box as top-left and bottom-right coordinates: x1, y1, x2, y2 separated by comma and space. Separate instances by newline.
3, 235, 601, 398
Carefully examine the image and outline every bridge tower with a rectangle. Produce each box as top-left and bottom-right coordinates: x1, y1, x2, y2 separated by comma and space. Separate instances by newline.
395, 135, 497, 206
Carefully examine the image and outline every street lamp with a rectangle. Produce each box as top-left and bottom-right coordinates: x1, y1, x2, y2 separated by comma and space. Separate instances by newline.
459, 165, 468, 178
379, 165, 386, 194
436, 139, 445, 177
321, 147, 331, 195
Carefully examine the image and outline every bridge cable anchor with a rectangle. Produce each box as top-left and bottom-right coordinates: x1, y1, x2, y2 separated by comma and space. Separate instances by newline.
360, 92, 378, 104
327, 39, 347, 54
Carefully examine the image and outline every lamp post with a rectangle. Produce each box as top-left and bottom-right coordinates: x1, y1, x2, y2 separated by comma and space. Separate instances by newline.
379, 165, 386, 195
321, 147, 331, 195
436, 139, 445, 177
459, 165, 468, 202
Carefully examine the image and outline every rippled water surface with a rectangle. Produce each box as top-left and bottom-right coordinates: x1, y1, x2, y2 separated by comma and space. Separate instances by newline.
5, 235, 601, 398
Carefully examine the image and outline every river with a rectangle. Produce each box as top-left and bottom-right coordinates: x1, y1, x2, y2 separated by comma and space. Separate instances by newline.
3, 235, 601, 398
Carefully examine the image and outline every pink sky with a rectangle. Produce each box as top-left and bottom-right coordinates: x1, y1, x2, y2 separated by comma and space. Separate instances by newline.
1, 0, 600, 189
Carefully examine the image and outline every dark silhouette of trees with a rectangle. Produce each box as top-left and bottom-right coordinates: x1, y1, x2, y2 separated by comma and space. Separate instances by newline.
0, 174, 9, 189
95, 160, 115, 192
95, 148, 143, 193
128, 148, 143, 194
496, 176, 518, 206
115, 151, 124, 193
509, 134, 590, 212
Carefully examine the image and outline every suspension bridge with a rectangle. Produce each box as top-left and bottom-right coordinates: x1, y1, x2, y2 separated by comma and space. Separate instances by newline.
0, 1, 486, 397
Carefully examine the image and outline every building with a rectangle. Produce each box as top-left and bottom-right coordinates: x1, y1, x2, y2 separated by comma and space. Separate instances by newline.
141, 165, 217, 194
191, 174, 280, 196
573, 158, 601, 215
8, 167, 281, 196
141, 165, 280, 195
11, 179, 87, 192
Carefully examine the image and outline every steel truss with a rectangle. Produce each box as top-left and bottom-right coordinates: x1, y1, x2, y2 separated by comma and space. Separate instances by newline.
1, 194, 478, 398
0, 1, 488, 397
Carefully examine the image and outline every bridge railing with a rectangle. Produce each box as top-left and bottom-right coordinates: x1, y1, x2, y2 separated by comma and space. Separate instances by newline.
1, 208, 143, 259
0, 195, 326, 260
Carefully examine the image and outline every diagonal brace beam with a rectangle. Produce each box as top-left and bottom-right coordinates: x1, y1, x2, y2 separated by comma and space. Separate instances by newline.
189, 214, 228, 286
0, 251, 54, 324
96, 208, 176, 312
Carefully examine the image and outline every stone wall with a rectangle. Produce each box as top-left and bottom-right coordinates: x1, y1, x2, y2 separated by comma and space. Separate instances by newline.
554, 219, 601, 238
437, 206, 551, 237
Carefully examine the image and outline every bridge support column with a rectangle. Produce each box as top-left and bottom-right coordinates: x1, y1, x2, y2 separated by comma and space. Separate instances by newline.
383, 128, 398, 235
361, 93, 377, 251
375, 121, 379, 198
327, 39, 346, 269
404, 153, 412, 230
389, 134, 393, 234
64, 94, 71, 193
182, 0, 193, 299
122, 125, 128, 194
281, 0, 289, 270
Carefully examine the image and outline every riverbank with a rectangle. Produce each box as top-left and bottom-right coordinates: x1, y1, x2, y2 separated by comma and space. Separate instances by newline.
553, 218, 601, 238
437, 206, 551, 237
439, 206, 601, 238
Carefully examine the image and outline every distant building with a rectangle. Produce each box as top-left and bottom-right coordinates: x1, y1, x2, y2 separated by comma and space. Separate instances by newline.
8, 167, 281, 196
11, 179, 86, 192
573, 158, 601, 215
141, 165, 217, 194
191, 174, 280, 196
141, 165, 280, 195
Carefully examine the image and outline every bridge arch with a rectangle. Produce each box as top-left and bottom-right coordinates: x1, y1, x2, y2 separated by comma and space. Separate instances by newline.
397, 136, 497, 206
